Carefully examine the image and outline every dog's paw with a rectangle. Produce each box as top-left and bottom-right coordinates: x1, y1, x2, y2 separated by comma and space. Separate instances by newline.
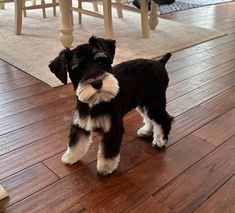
152, 137, 167, 148
61, 148, 80, 165
137, 125, 153, 137
97, 154, 120, 176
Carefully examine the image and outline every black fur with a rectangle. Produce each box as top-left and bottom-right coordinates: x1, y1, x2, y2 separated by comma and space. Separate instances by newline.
49, 36, 173, 175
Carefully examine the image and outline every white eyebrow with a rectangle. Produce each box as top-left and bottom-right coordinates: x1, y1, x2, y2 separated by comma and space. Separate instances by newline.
94, 52, 107, 60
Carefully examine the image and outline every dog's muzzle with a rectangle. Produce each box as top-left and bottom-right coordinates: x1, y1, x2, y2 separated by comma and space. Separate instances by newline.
76, 73, 119, 105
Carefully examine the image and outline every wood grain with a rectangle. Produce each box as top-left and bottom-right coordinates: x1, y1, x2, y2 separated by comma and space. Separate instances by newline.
194, 175, 235, 213
131, 196, 171, 213
167, 72, 235, 116
0, 2, 235, 212
0, 84, 73, 119
0, 129, 68, 180
0, 163, 59, 207
0, 111, 71, 155
193, 108, 235, 146
154, 135, 235, 213
0, 82, 51, 105
0, 96, 74, 136
81, 135, 214, 212
201, 87, 235, 113
167, 106, 219, 146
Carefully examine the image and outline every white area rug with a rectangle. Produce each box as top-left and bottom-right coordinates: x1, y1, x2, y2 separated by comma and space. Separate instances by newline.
0, 3, 225, 87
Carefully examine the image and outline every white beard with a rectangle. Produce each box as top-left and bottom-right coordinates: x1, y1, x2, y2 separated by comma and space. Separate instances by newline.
76, 73, 119, 106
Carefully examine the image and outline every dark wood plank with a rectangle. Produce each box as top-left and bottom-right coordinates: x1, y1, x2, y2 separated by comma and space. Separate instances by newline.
130, 196, 171, 213
154, 135, 235, 213
64, 203, 86, 213
0, 129, 68, 180
0, 76, 41, 94
194, 175, 235, 213
167, 41, 235, 73
0, 96, 74, 136
0, 82, 51, 105
168, 61, 213, 86
5, 166, 100, 213
0, 111, 71, 156
167, 60, 235, 101
193, 108, 235, 146
201, 87, 235, 114
80, 135, 215, 212
0, 163, 59, 207
0, 84, 74, 119
0, 71, 28, 83
167, 106, 219, 146
0, 63, 31, 75
167, 72, 235, 116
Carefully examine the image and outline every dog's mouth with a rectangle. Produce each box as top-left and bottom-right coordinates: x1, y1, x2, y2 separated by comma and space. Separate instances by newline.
76, 73, 119, 105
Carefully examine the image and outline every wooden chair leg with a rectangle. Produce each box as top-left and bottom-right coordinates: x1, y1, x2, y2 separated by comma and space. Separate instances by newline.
140, 0, 149, 38
0, 3, 5, 9
93, 2, 98, 12
15, 0, 23, 35
23, 0, 27, 17
103, 0, 113, 38
78, 0, 82, 24
52, 0, 57, 16
41, 0, 46, 18
149, 0, 158, 30
114, 0, 123, 18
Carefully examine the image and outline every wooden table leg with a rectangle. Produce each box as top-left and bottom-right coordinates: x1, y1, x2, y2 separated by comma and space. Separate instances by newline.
0, 2, 5, 9
59, 0, 73, 48
140, 0, 150, 38
149, 1, 158, 30
15, 0, 23, 35
103, 0, 113, 38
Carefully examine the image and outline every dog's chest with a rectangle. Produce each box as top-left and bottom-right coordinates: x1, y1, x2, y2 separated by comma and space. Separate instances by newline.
73, 110, 111, 132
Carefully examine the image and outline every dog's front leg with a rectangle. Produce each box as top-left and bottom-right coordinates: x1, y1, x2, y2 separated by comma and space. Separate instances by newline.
62, 124, 92, 165
97, 124, 124, 176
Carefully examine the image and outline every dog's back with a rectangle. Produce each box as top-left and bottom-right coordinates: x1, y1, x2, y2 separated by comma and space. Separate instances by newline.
113, 53, 171, 89
112, 53, 171, 115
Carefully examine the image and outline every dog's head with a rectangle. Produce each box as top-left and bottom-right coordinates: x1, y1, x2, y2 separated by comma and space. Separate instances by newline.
49, 36, 119, 106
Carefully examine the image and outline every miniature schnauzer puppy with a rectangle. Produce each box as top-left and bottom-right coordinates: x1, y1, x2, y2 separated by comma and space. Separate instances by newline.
49, 36, 173, 176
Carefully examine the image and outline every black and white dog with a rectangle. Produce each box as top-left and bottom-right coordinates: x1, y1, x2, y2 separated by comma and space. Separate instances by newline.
49, 36, 173, 175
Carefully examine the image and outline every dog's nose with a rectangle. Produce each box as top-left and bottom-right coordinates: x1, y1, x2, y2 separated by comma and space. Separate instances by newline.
91, 80, 103, 90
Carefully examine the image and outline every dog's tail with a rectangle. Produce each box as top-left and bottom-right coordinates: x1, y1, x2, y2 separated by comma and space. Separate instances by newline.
159, 53, 172, 66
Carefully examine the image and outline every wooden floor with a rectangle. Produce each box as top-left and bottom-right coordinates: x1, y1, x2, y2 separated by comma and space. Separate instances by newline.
0, 2, 235, 212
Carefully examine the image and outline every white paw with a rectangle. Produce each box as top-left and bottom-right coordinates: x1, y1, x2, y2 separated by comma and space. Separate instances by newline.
137, 125, 153, 137
152, 137, 167, 148
61, 147, 80, 165
97, 154, 120, 176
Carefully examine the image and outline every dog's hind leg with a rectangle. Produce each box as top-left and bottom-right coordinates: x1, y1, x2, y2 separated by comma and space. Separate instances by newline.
97, 123, 124, 176
136, 107, 153, 137
147, 104, 173, 148
62, 124, 92, 165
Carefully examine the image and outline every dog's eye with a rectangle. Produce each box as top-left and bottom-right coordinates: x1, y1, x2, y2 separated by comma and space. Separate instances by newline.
96, 58, 107, 67
97, 61, 104, 65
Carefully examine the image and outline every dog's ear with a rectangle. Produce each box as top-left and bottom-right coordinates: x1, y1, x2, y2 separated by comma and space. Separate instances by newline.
89, 36, 116, 64
48, 48, 72, 84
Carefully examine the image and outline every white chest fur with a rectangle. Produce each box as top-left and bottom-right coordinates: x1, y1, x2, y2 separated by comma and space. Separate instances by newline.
73, 110, 111, 132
